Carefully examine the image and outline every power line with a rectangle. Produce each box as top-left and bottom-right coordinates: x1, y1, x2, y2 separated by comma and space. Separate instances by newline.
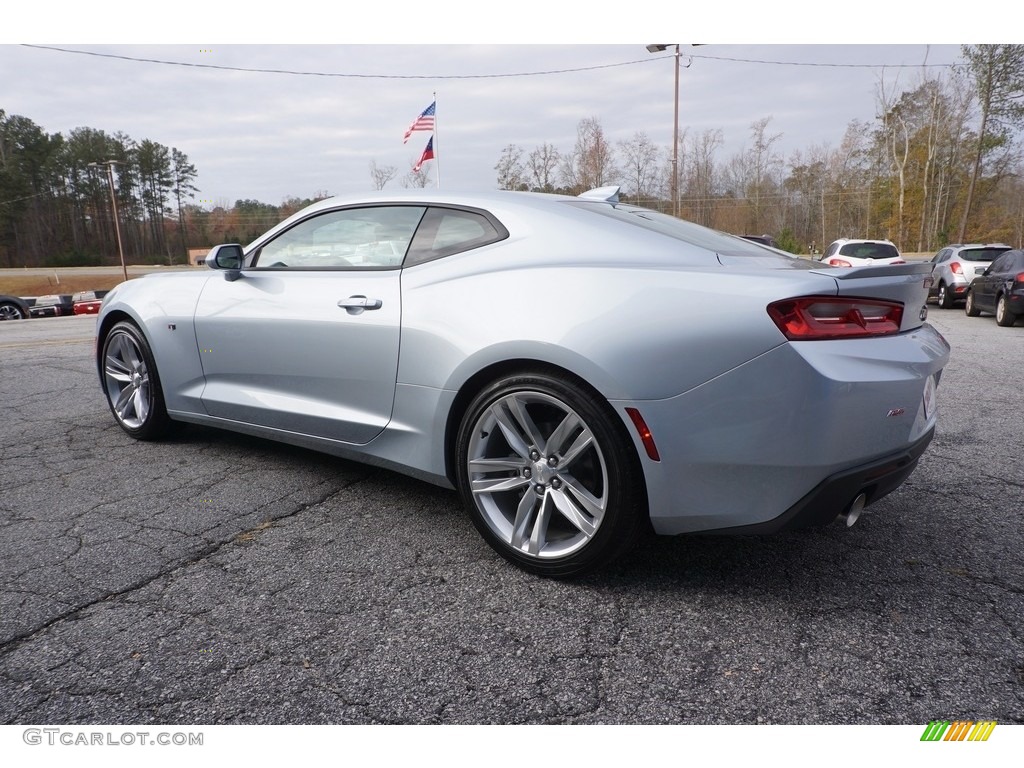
20, 44, 958, 80
20, 44, 660, 79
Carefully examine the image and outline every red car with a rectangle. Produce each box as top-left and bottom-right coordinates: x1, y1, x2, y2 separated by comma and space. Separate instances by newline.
72, 290, 108, 315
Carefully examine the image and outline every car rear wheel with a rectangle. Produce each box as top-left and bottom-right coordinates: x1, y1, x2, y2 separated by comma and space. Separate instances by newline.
455, 372, 645, 578
995, 294, 1017, 327
0, 301, 27, 320
937, 282, 954, 309
965, 289, 980, 317
101, 321, 173, 440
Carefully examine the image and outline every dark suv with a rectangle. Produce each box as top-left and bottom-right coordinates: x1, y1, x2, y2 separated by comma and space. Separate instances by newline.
929, 244, 1012, 308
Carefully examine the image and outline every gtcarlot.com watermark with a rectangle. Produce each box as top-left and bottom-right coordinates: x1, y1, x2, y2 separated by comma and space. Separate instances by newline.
23, 728, 203, 747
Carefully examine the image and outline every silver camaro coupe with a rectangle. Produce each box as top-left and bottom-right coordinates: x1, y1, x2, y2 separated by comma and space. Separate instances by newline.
95, 187, 950, 577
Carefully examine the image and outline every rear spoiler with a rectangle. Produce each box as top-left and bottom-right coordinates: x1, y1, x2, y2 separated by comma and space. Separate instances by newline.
810, 261, 935, 279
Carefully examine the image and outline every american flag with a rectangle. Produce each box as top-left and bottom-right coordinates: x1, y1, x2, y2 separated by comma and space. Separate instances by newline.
413, 136, 435, 172
403, 101, 436, 143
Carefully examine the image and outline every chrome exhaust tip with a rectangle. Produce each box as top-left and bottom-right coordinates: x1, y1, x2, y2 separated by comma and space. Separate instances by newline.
839, 493, 868, 528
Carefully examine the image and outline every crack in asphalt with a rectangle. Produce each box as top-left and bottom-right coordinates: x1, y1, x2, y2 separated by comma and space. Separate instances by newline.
0, 475, 373, 661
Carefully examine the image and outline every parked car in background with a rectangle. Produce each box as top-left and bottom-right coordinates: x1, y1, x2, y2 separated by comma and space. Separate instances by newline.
964, 248, 1024, 327
95, 186, 949, 577
817, 238, 905, 268
28, 294, 75, 318
0, 294, 31, 321
72, 290, 109, 315
929, 244, 1012, 308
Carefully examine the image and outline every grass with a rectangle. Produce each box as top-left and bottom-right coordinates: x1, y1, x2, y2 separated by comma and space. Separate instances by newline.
0, 266, 194, 298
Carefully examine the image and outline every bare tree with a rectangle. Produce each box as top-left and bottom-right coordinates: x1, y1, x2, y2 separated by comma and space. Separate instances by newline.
369, 160, 397, 191
526, 143, 560, 192
682, 129, 722, 227
495, 144, 527, 190
559, 117, 617, 193
745, 117, 783, 234
618, 131, 661, 204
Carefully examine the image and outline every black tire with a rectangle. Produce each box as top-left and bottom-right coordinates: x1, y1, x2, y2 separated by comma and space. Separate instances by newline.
937, 282, 954, 309
0, 301, 27, 321
455, 372, 646, 578
995, 294, 1017, 327
100, 320, 173, 440
964, 289, 981, 317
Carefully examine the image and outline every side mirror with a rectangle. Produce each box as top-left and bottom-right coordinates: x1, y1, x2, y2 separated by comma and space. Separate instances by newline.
205, 244, 245, 282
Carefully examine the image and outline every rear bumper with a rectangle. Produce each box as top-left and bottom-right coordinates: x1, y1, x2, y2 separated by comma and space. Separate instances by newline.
692, 427, 934, 535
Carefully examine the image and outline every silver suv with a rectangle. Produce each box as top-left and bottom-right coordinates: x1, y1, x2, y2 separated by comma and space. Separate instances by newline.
929, 244, 1012, 308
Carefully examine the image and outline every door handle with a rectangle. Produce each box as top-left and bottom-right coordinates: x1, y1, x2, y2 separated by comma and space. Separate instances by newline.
337, 296, 382, 314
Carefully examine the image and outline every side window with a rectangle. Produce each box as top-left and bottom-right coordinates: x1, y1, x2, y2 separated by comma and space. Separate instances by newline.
988, 253, 1011, 274
253, 206, 426, 269
405, 207, 509, 266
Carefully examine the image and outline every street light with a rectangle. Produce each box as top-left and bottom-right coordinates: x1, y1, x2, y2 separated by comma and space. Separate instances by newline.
647, 43, 681, 217
88, 160, 128, 282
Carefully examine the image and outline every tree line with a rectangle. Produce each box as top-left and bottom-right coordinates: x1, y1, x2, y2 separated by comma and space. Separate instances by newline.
0, 116, 201, 267
493, 45, 1024, 254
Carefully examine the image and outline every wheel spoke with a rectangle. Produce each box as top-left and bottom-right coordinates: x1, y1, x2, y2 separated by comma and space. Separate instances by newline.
134, 384, 150, 423
492, 394, 545, 458
558, 427, 595, 468
122, 336, 142, 371
471, 475, 531, 494
550, 486, 598, 538
510, 490, 540, 551
559, 473, 607, 521
114, 384, 136, 420
543, 411, 581, 458
469, 456, 531, 494
527, 494, 553, 555
104, 357, 132, 382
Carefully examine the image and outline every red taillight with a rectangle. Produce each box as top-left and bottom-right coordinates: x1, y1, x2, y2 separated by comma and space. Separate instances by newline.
1015, 272, 1024, 284
767, 297, 904, 340
828, 258, 852, 267
950, 262, 963, 274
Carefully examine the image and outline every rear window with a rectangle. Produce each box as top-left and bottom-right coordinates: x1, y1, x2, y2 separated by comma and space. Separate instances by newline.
838, 242, 900, 260
960, 247, 1010, 262
565, 201, 780, 256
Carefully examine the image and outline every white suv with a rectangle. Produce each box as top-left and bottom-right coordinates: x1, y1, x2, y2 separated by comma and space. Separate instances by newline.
817, 238, 905, 268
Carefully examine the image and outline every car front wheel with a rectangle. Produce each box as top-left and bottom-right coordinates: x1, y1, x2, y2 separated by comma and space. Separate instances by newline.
101, 321, 173, 440
995, 294, 1017, 327
455, 372, 645, 578
965, 289, 980, 317
0, 301, 27, 320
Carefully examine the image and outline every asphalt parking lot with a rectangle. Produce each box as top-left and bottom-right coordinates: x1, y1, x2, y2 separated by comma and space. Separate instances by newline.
0, 309, 1021, 725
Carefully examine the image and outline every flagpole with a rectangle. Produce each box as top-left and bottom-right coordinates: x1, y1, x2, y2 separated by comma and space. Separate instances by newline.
433, 91, 440, 189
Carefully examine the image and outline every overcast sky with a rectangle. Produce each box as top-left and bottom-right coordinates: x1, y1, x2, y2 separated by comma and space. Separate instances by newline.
2, 6, 981, 206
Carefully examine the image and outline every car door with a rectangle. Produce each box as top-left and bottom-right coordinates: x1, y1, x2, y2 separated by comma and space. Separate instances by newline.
972, 251, 1012, 312
193, 205, 426, 445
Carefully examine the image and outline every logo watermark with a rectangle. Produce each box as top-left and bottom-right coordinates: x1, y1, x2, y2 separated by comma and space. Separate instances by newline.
920, 720, 997, 742
23, 728, 203, 747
